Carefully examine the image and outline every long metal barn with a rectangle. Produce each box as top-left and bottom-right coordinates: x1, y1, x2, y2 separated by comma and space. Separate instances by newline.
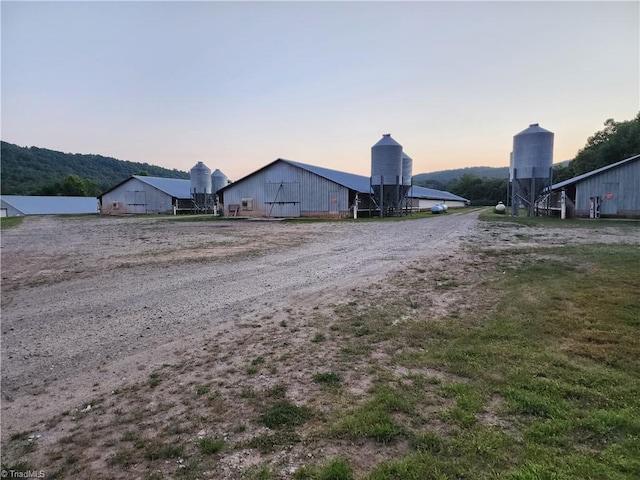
538, 154, 640, 219
218, 158, 467, 218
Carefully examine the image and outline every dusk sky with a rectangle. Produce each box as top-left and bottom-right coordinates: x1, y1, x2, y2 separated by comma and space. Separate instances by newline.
2, 1, 638, 181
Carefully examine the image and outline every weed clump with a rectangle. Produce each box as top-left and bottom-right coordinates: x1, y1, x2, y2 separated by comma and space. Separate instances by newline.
313, 372, 342, 388
198, 436, 225, 454
260, 401, 313, 429
294, 457, 354, 480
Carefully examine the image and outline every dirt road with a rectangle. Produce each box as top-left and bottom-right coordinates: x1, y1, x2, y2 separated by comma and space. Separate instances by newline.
1, 212, 481, 435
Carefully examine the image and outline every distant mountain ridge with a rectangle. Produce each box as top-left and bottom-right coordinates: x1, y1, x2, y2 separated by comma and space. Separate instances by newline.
1, 140, 571, 197
413, 166, 509, 185
1, 141, 189, 195
412, 161, 570, 188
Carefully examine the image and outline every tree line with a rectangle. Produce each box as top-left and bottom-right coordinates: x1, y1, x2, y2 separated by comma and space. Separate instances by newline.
0, 141, 189, 196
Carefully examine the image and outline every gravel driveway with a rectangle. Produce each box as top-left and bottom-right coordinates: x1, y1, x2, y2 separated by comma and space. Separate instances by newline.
1, 212, 482, 435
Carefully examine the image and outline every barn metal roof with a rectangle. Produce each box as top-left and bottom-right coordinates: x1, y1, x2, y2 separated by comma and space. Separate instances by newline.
548, 154, 640, 191
281, 159, 468, 202
0, 195, 99, 215
408, 185, 469, 202
131, 176, 192, 198
282, 159, 372, 193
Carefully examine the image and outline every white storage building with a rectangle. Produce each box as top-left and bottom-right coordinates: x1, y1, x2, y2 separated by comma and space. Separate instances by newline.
1, 195, 98, 217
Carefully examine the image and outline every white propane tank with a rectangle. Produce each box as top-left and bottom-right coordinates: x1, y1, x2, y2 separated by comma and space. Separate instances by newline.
495, 201, 506, 213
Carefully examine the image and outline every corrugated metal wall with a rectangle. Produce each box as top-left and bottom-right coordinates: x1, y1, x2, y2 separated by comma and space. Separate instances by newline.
575, 159, 640, 218
101, 178, 174, 214
222, 161, 351, 217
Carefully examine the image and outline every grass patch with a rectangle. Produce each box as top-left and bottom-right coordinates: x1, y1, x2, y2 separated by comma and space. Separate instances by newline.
9, 431, 30, 442
108, 449, 136, 469
313, 372, 342, 388
246, 430, 301, 454
0, 216, 25, 229
479, 209, 640, 229
294, 457, 354, 479
143, 439, 184, 460
265, 384, 287, 399
244, 464, 275, 479
409, 431, 443, 453
330, 385, 413, 443
195, 384, 210, 396
148, 372, 162, 388
232, 423, 247, 434
252, 355, 266, 365
317, 241, 639, 478
311, 332, 326, 343
260, 400, 313, 429
439, 382, 483, 427
197, 436, 225, 454
372, 243, 638, 477
240, 387, 258, 399
339, 342, 372, 359
0, 461, 35, 473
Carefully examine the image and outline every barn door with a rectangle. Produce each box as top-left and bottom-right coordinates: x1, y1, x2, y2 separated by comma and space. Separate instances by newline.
600, 182, 619, 215
265, 182, 301, 217
125, 190, 147, 214
328, 192, 339, 214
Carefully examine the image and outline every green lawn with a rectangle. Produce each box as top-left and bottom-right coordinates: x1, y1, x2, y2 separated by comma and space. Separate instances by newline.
332, 239, 640, 479
0, 216, 25, 229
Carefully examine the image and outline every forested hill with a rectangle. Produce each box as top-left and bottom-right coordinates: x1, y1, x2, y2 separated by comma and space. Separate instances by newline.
412, 166, 509, 190
1, 141, 189, 196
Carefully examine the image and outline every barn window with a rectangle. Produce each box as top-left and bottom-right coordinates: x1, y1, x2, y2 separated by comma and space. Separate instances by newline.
242, 198, 253, 211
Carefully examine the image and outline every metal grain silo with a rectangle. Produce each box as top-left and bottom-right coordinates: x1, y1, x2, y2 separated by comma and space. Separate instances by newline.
509, 151, 514, 183
371, 134, 403, 216
190, 162, 212, 194
511, 124, 554, 216
371, 134, 403, 185
211, 169, 228, 194
512, 124, 553, 179
400, 152, 413, 211
190, 162, 213, 213
401, 153, 413, 188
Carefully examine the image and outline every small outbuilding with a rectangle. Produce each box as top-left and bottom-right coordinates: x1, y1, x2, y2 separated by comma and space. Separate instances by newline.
539, 154, 640, 218
99, 175, 192, 215
407, 186, 469, 210
0, 195, 98, 217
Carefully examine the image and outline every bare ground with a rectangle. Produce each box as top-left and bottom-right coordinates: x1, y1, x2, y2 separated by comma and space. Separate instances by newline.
1, 212, 638, 478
